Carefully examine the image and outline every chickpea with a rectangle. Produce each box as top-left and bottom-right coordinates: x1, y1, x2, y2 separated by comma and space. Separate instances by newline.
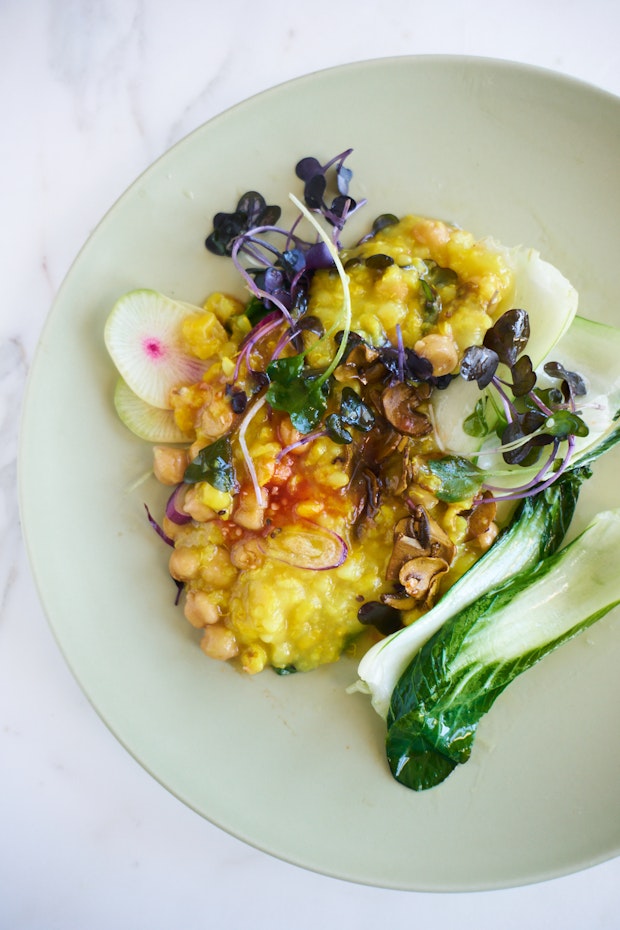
198, 545, 238, 587
230, 537, 264, 570
277, 418, 304, 454
169, 546, 201, 582
182, 486, 216, 523
162, 515, 186, 541
233, 488, 267, 530
414, 334, 459, 377
200, 623, 239, 661
153, 446, 189, 485
199, 392, 234, 439
184, 590, 220, 628
411, 218, 451, 250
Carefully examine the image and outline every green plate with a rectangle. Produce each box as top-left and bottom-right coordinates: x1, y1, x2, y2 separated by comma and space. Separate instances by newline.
19, 57, 620, 891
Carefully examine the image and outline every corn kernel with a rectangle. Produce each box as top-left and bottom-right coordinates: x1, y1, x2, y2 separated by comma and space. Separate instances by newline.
203, 291, 245, 323
182, 310, 228, 359
194, 482, 233, 516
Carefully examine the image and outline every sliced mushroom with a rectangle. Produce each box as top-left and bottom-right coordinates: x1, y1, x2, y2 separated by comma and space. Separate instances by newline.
408, 504, 456, 564
386, 517, 427, 580
334, 342, 383, 384
360, 422, 403, 464
386, 442, 416, 496
461, 491, 497, 541
399, 556, 449, 607
381, 591, 416, 610
381, 382, 432, 437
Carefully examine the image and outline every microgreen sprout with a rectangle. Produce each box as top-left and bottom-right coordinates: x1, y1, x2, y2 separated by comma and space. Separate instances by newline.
454, 308, 590, 501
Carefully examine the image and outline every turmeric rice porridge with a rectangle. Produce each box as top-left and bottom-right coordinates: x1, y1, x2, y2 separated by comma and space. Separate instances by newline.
104, 151, 541, 676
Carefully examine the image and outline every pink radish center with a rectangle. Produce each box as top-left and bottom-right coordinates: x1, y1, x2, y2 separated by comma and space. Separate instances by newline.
142, 336, 167, 362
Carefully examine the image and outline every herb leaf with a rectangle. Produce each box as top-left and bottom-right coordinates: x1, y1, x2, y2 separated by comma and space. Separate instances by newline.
463, 398, 490, 438
265, 355, 328, 434
427, 456, 485, 502
184, 436, 238, 491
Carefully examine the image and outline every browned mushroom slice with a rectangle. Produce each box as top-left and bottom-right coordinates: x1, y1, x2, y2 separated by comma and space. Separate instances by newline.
381, 382, 432, 437
386, 516, 427, 580
360, 422, 403, 464
461, 491, 498, 541
334, 342, 383, 383
381, 591, 417, 610
407, 504, 456, 564
350, 467, 385, 536
386, 442, 415, 496
398, 556, 449, 607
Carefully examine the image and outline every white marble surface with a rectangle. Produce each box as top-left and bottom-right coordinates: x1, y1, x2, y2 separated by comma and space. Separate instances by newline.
3, 1, 620, 927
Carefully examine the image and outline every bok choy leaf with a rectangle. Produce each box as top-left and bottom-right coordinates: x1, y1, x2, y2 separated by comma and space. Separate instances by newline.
354, 467, 587, 718
385, 507, 620, 791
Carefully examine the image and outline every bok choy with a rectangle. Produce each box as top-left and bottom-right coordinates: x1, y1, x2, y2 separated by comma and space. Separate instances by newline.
355, 313, 620, 719
386, 507, 620, 791
354, 467, 586, 717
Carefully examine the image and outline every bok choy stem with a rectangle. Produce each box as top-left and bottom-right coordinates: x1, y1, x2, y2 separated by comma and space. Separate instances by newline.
385, 507, 620, 791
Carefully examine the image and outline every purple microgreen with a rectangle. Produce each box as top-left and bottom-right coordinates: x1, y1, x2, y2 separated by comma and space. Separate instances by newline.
526, 388, 555, 418
483, 435, 576, 502
304, 241, 334, 270
294, 150, 365, 238
234, 312, 284, 381
543, 361, 587, 401
460, 344, 500, 389
404, 348, 435, 383
395, 324, 405, 382
295, 156, 324, 182
144, 504, 174, 546
276, 426, 326, 461
500, 414, 551, 466
483, 308, 530, 366
510, 354, 537, 397
483, 440, 559, 496
226, 385, 248, 414
173, 579, 184, 606
336, 164, 353, 196
304, 173, 327, 209
206, 192, 282, 256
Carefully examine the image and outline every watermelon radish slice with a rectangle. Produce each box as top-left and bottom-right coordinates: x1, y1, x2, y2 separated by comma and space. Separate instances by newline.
104, 289, 208, 409
113, 377, 190, 443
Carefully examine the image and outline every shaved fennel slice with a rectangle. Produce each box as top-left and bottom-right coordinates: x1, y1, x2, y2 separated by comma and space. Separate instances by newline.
489, 241, 578, 364
432, 244, 578, 456
353, 468, 584, 717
